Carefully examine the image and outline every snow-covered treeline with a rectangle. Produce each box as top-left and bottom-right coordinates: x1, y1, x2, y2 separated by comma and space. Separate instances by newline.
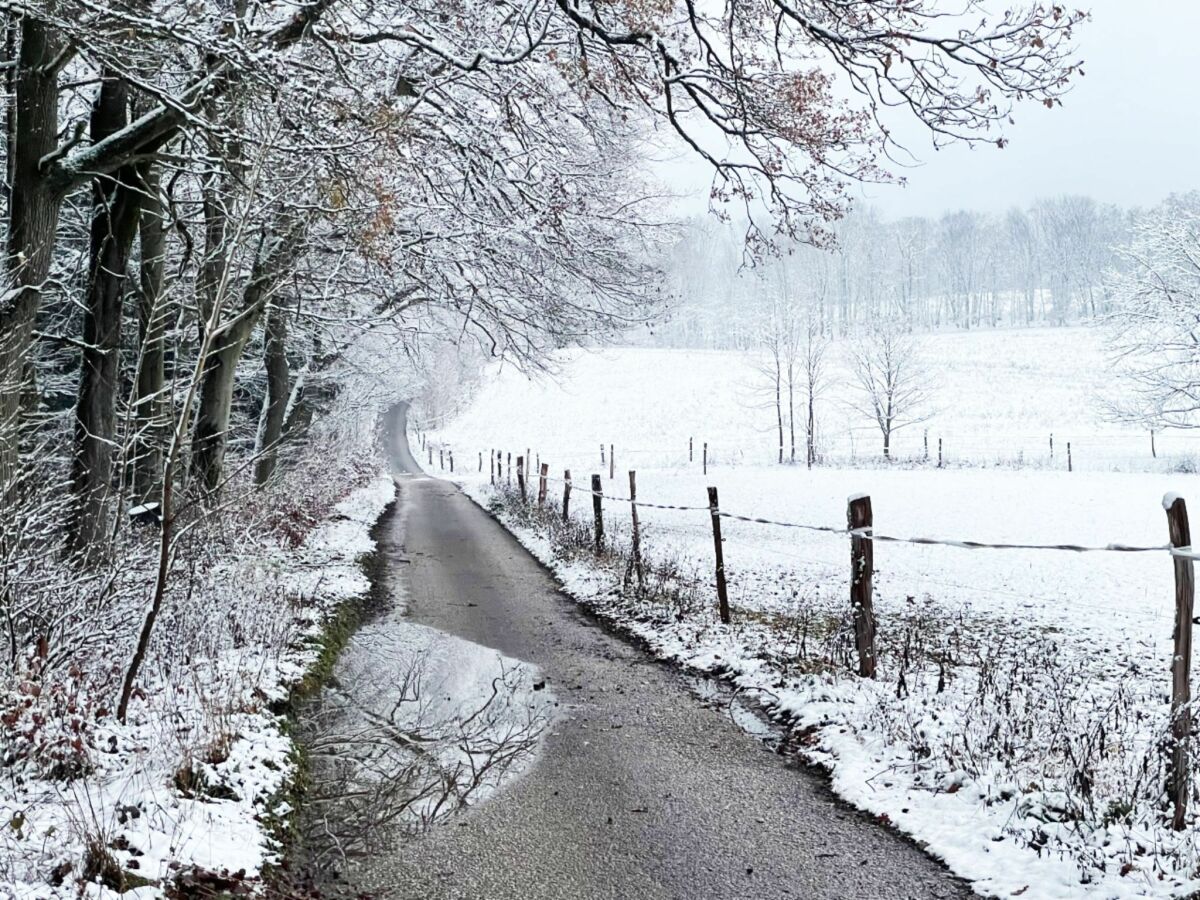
653, 193, 1200, 347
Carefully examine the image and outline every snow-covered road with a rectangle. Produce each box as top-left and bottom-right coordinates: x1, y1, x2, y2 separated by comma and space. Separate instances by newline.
334, 404, 968, 899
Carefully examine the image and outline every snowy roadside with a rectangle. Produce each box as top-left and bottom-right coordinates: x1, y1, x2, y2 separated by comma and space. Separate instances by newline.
451, 472, 1200, 900
0, 469, 396, 899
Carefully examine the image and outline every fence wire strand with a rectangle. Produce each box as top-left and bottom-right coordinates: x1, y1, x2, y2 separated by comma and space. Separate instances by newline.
457, 442, 1198, 562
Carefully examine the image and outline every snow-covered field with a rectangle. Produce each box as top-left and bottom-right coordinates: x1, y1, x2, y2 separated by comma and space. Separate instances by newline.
426, 329, 1200, 899
432, 327, 1200, 472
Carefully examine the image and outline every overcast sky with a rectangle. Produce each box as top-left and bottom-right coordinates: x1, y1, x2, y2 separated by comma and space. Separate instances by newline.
859, 0, 1200, 216
658, 1, 1199, 220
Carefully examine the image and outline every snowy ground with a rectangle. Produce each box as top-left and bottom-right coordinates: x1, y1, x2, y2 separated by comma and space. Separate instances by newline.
0, 471, 396, 899
425, 333, 1200, 899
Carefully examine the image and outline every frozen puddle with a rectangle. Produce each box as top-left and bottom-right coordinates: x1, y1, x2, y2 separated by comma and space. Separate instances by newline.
299, 613, 555, 874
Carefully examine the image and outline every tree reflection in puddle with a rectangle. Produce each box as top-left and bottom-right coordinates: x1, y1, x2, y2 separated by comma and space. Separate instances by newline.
298, 619, 554, 877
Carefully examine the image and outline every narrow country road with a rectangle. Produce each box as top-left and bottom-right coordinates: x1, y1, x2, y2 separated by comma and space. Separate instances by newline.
356, 403, 971, 899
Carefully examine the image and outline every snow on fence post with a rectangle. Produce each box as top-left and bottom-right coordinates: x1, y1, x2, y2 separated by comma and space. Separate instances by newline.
703, 441, 708, 475
1068, 442, 1073, 473
1165, 493, 1194, 831
517, 456, 526, 502
609, 444, 615, 480
538, 463, 549, 506
848, 493, 877, 679
707, 486, 731, 624
628, 471, 645, 590
563, 470, 572, 522
592, 474, 604, 552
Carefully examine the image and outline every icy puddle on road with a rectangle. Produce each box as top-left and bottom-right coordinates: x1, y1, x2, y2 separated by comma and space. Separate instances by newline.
296, 611, 555, 884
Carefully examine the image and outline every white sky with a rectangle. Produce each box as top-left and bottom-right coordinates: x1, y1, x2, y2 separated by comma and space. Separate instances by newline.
656, 1, 1200, 219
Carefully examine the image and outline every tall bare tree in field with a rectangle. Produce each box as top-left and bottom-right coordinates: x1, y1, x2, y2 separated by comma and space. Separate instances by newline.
850, 320, 934, 459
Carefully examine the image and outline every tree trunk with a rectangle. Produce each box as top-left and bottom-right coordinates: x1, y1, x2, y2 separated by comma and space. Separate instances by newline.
132, 165, 167, 506
774, 367, 783, 465
68, 73, 145, 551
807, 387, 816, 469
197, 173, 229, 336
786, 367, 796, 463
0, 19, 63, 495
254, 302, 289, 485
191, 229, 301, 496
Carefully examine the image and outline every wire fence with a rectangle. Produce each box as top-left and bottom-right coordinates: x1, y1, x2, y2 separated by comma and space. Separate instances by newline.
471, 454, 1190, 560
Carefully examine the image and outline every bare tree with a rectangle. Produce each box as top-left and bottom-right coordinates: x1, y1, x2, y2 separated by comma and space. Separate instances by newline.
750, 303, 787, 465
1105, 203, 1200, 431
850, 320, 934, 459
798, 312, 831, 468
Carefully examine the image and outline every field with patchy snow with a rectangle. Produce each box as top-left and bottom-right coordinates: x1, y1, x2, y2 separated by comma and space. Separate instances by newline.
424, 327, 1200, 899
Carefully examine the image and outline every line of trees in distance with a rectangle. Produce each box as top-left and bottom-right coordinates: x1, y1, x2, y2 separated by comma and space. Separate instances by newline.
654, 193, 1200, 348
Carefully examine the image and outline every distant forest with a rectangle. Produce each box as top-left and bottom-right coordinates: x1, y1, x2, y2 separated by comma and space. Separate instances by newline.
655, 193, 1200, 348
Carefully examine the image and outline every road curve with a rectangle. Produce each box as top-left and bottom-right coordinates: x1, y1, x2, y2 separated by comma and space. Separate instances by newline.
357, 403, 971, 900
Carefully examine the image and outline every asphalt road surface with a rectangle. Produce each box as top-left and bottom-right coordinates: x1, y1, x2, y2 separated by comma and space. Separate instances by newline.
351, 403, 971, 899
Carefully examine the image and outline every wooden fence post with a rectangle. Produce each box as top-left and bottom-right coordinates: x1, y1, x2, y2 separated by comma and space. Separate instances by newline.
592, 474, 604, 552
507, 452, 511, 484
690, 437, 694, 462
478, 451, 483, 473
538, 463, 549, 506
490, 450, 495, 485
1067, 442, 1073, 472
609, 444, 614, 480
1153, 429, 1158, 459
848, 493, 876, 679
439, 448, 444, 470
708, 486, 730, 624
1166, 494, 1194, 831
628, 471, 644, 590
924, 429, 929, 462
517, 456, 526, 501
1050, 433, 1055, 460
937, 438, 943, 469
563, 470, 572, 522
601, 443, 605, 466
428, 446, 433, 466
703, 442, 708, 475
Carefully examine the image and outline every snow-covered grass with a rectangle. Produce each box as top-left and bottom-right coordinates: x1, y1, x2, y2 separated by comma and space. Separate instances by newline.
426, 332, 1200, 899
0, 452, 396, 899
